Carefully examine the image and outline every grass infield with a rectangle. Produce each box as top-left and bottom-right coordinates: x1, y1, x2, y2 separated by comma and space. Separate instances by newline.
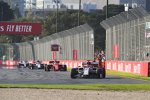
106, 70, 150, 81
0, 84, 150, 91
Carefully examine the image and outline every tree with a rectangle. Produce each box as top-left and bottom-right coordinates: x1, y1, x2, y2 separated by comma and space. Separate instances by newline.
14, 5, 21, 18
103, 4, 124, 18
0, 1, 14, 21
0, 1, 15, 43
44, 10, 88, 36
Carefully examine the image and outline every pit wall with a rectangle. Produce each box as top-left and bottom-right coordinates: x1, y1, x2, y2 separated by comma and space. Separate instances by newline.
1, 60, 150, 77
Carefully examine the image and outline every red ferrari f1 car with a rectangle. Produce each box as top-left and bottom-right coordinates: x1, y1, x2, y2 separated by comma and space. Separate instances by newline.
44, 60, 67, 71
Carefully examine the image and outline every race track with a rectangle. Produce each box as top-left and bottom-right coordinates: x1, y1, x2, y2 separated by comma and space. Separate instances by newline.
0, 67, 150, 84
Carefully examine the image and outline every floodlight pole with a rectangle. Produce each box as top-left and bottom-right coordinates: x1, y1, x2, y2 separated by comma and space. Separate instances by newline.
56, 0, 58, 33
43, 1, 45, 18
106, 0, 108, 19
78, 0, 81, 26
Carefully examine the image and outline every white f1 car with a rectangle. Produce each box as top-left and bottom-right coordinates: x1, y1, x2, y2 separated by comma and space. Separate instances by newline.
71, 60, 106, 79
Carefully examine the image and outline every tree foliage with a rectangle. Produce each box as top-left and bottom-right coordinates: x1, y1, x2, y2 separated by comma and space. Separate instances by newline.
0, 1, 14, 43
0, 1, 14, 21
44, 10, 89, 36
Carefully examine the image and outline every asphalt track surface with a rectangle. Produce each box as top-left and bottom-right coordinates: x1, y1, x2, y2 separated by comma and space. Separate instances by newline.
0, 67, 150, 84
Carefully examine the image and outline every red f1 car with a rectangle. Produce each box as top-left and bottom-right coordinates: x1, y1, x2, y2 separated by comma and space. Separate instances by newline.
44, 60, 67, 71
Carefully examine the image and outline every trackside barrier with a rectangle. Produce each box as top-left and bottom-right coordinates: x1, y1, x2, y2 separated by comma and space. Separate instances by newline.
58, 60, 85, 68
105, 60, 150, 77
0, 60, 18, 66
41, 60, 86, 68
1, 60, 150, 77
0, 60, 17, 69
0, 60, 86, 69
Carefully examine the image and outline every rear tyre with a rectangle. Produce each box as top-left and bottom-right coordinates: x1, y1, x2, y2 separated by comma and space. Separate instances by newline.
44, 64, 48, 71
29, 64, 33, 70
71, 68, 78, 79
99, 73, 103, 79
47, 65, 51, 71
97, 68, 105, 79
31, 64, 34, 70
63, 65, 67, 71
102, 68, 106, 78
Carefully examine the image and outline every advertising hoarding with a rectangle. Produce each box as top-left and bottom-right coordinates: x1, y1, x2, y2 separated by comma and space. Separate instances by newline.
51, 44, 59, 51
0, 22, 42, 35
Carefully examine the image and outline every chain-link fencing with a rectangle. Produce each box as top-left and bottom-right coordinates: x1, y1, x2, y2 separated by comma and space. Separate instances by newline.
101, 7, 150, 61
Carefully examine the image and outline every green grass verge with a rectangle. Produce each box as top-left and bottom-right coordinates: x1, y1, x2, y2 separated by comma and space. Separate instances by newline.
106, 70, 150, 81
0, 84, 150, 91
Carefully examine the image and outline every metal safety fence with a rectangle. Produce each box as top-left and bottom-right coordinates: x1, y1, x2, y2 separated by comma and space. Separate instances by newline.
101, 7, 150, 61
0, 24, 94, 61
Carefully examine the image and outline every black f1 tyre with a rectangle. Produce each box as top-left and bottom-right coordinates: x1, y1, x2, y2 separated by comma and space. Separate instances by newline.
44, 65, 48, 71
71, 68, 78, 79
45, 65, 51, 71
30, 65, 34, 70
97, 68, 105, 79
63, 65, 67, 71
102, 68, 106, 78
